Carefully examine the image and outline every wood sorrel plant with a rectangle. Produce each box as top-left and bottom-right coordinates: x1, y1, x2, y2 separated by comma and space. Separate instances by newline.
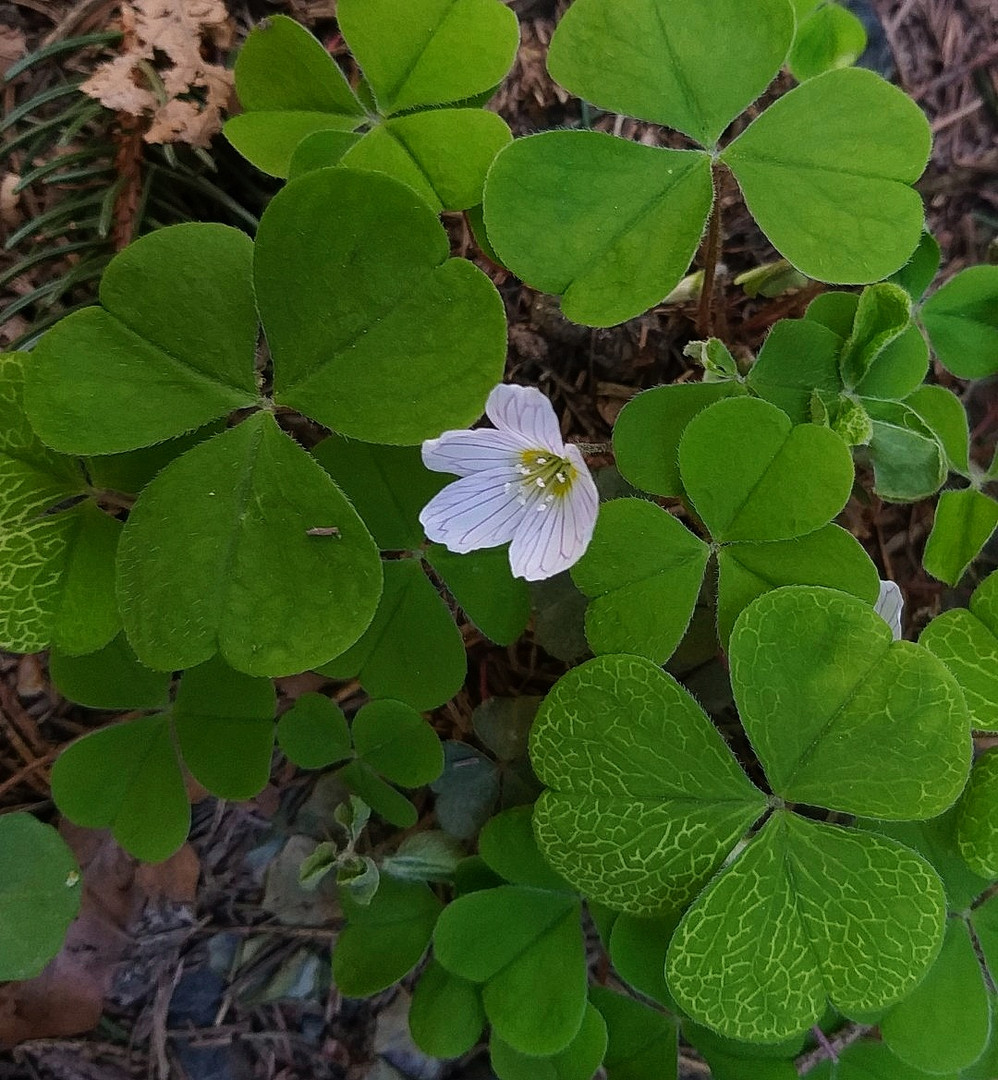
3, 0, 998, 1076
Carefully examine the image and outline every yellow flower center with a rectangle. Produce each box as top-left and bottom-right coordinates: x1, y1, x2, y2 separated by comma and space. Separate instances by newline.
514, 449, 577, 508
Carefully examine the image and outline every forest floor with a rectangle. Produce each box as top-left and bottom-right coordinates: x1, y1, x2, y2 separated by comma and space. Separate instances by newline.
0, 0, 996, 1078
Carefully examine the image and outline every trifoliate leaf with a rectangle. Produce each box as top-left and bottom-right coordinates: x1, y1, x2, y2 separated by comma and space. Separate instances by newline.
409, 960, 485, 1059
921, 265, 998, 379
277, 692, 351, 769
50, 633, 171, 711
479, 806, 572, 892
426, 544, 531, 646
351, 698, 444, 788
117, 413, 382, 677
337, 760, 418, 829
788, 2, 867, 82
490, 1001, 607, 1080
746, 318, 842, 422
923, 488, 998, 587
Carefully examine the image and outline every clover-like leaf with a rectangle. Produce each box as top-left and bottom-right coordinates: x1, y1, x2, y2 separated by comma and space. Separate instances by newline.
277, 692, 351, 769
920, 571, 998, 731
570, 498, 709, 663
862, 399, 946, 502
319, 559, 465, 710
173, 656, 277, 801
730, 586, 971, 818
666, 811, 947, 1042
337, 0, 519, 115
333, 875, 442, 997
490, 1001, 608, 1080
678, 397, 854, 542
530, 654, 767, 915
921, 265, 998, 379
224, 15, 364, 176
26, 225, 260, 455
409, 959, 485, 1059
609, 912, 680, 1008
547, 0, 794, 147
612, 382, 747, 497
117, 412, 383, 678
50, 633, 171, 711
889, 229, 941, 302
716, 525, 879, 645
256, 168, 506, 444
788, 2, 867, 82
434, 885, 588, 1055
880, 917, 991, 1074
52, 715, 189, 863
426, 544, 531, 646
351, 698, 444, 788
904, 384, 970, 475
721, 68, 931, 283
923, 488, 998, 587
337, 760, 420, 829
478, 806, 572, 892
956, 748, 998, 878
838, 283, 912, 390
483, 132, 713, 327
746, 318, 842, 423
0, 814, 82, 981
591, 987, 678, 1080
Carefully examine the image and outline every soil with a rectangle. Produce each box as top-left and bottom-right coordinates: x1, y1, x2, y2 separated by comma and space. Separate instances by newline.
0, 1, 996, 1078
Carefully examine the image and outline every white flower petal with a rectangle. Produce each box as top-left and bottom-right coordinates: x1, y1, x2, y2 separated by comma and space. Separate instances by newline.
875, 579, 904, 640
419, 468, 525, 553
485, 383, 565, 454
508, 455, 599, 581
422, 428, 524, 477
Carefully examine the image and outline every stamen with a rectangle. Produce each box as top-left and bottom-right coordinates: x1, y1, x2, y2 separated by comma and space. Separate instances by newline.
536, 478, 546, 488
536, 457, 547, 464
555, 471, 566, 484
536, 502, 547, 511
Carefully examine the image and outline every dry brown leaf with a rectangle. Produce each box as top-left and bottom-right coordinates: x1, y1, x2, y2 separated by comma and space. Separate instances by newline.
0, 22, 26, 77
81, 0, 235, 148
0, 172, 21, 231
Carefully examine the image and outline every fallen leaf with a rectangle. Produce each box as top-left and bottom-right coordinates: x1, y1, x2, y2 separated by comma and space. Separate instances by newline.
0, 173, 21, 231
0, 23, 26, 78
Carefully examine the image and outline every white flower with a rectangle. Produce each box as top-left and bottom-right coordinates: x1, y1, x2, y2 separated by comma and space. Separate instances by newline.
419, 384, 600, 581
875, 579, 903, 640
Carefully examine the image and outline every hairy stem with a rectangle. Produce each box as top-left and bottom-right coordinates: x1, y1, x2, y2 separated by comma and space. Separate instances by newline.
696, 166, 722, 339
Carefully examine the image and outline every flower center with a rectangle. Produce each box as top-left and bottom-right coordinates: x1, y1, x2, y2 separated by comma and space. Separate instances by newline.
513, 449, 577, 510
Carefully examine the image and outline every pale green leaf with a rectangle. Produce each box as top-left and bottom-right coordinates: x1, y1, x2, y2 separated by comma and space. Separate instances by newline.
730, 586, 971, 817
256, 168, 506, 444
956, 748, 998, 878
547, 0, 794, 146
788, 2, 867, 82
613, 381, 747, 497
286, 128, 362, 177
0, 814, 81, 981
864, 398, 946, 501
571, 498, 708, 663
491, 1001, 607, 1080
409, 960, 485, 1059
351, 698, 444, 788
337, 0, 519, 115
679, 397, 854, 542
277, 692, 351, 769
838, 283, 912, 390
721, 68, 931, 283
483, 132, 713, 327
225, 112, 360, 178
530, 655, 767, 915
49, 633, 171, 710
318, 559, 465, 710
923, 488, 998, 586
51, 715, 189, 863
117, 413, 383, 677
26, 225, 260, 454
746, 318, 842, 422
921, 265, 998, 379
667, 812, 947, 1042
888, 229, 940, 302
904, 384, 970, 475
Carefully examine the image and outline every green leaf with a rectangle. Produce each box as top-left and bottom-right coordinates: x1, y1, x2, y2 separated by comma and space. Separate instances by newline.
333, 875, 442, 996
256, 168, 506, 444
117, 413, 382, 677
904, 384, 970, 475
226, 15, 363, 177
409, 960, 485, 1059
746, 318, 843, 422
730, 586, 971, 818
484, 133, 713, 327
679, 397, 855, 542
337, 0, 518, 115
921, 265, 998, 379
319, 559, 465, 710
809, 1039, 963, 1080
864, 398, 946, 501
0, 814, 81, 981
472, 696, 538, 762
312, 437, 444, 551
52, 715, 189, 863
667, 811, 947, 1042
479, 806, 572, 892
50, 633, 171, 710
721, 68, 931, 283
547, 0, 794, 147
854, 325, 928, 401
277, 692, 352, 769
431, 741, 501, 839
434, 885, 587, 1055
173, 656, 276, 801
335, 110, 512, 212
838, 283, 912, 390
571, 498, 709, 663
810, 390, 873, 447
880, 917, 991, 1073
590, 986, 678, 1080
923, 488, 998, 586
530, 655, 767, 915
888, 229, 940, 302
491, 1001, 607, 1080
26, 225, 260, 454
716, 525, 880, 646
608, 912, 680, 1007
382, 832, 465, 884
426, 544, 531, 646
286, 129, 362, 178
352, 698, 444, 787
337, 760, 418, 828
613, 382, 747, 497
956, 748, 998, 878
530, 572, 590, 662
920, 571, 998, 732
788, 2, 867, 82
86, 422, 226, 496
